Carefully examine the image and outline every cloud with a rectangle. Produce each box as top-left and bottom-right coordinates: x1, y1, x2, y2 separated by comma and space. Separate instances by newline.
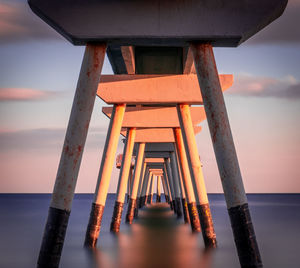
0, 0, 62, 44
228, 74, 300, 99
0, 127, 109, 152
0, 87, 57, 101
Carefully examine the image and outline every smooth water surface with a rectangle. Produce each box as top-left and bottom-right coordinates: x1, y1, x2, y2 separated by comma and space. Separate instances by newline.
0, 194, 299, 268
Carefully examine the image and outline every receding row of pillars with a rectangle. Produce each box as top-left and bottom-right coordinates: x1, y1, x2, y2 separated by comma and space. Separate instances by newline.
83, 107, 217, 249
37, 43, 262, 268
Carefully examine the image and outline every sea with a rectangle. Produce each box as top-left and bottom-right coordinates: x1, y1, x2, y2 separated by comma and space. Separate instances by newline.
0, 194, 299, 268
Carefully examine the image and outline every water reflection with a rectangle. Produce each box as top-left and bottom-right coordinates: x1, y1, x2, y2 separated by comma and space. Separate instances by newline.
87, 203, 213, 268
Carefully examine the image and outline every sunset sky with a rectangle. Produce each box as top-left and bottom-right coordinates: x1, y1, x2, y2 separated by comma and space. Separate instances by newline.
0, 0, 299, 193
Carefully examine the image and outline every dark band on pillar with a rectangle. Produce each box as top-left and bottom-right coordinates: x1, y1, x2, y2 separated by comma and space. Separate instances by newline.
156, 194, 161, 203
175, 197, 182, 218
170, 200, 174, 210
182, 198, 190, 224
84, 203, 104, 247
134, 203, 139, 219
110, 201, 124, 233
165, 195, 170, 203
147, 194, 152, 204
228, 203, 262, 268
138, 196, 143, 208
173, 200, 177, 214
187, 202, 201, 232
126, 198, 136, 224
37, 207, 70, 268
197, 203, 217, 248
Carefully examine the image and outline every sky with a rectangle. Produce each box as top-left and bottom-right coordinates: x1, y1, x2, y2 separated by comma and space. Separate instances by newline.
0, 0, 299, 193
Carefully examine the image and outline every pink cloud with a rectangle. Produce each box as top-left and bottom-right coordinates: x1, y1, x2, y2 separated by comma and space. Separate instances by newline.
0, 87, 54, 101
228, 74, 300, 99
0, 127, 108, 152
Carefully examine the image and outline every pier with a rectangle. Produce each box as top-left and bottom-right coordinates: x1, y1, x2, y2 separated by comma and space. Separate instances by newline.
27, 1, 288, 267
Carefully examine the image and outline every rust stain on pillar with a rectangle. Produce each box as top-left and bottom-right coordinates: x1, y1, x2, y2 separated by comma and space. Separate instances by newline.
85, 103, 126, 247
192, 43, 262, 266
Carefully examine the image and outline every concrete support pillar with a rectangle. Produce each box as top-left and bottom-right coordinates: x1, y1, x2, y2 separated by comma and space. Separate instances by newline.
136, 162, 147, 213
175, 148, 190, 224
165, 159, 178, 213
192, 43, 262, 266
125, 143, 145, 224
177, 104, 217, 248
170, 151, 183, 218
37, 44, 106, 268
126, 166, 133, 203
156, 176, 161, 203
140, 168, 150, 208
110, 128, 136, 233
161, 172, 169, 203
145, 172, 153, 205
85, 103, 126, 247
148, 175, 155, 204
174, 128, 201, 232
134, 161, 146, 218
163, 165, 174, 210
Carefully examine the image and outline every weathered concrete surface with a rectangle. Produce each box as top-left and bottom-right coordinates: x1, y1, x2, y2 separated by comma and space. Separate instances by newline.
192, 43, 261, 266
148, 163, 165, 169
144, 152, 171, 158
145, 158, 164, 163
28, 0, 287, 47
134, 143, 175, 153
98, 74, 233, 104
103, 106, 206, 127
120, 126, 202, 143
149, 169, 163, 174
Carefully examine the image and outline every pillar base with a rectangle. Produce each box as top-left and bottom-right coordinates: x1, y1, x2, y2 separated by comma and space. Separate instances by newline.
156, 195, 161, 203
143, 195, 147, 206
126, 198, 136, 224
182, 198, 190, 224
84, 203, 104, 248
140, 195, 146, 208
228, 203, 262, 268
170, 200, 174, 210
110, 201, 124, 233
147, 194, 152, 204
134, 205, 139, 219
187, 202, 201, 232
175, 197, 183, 218
165, 195, 170, 203
138, 196, 141, 208
37, 207, 70, 268
136, 197, 140, 208
197, 203, 217, 248
173, 200, 178, 214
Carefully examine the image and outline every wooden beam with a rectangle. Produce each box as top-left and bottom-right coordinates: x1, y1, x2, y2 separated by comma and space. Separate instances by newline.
97, 74, 233, 104
103, 106, 206, 127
